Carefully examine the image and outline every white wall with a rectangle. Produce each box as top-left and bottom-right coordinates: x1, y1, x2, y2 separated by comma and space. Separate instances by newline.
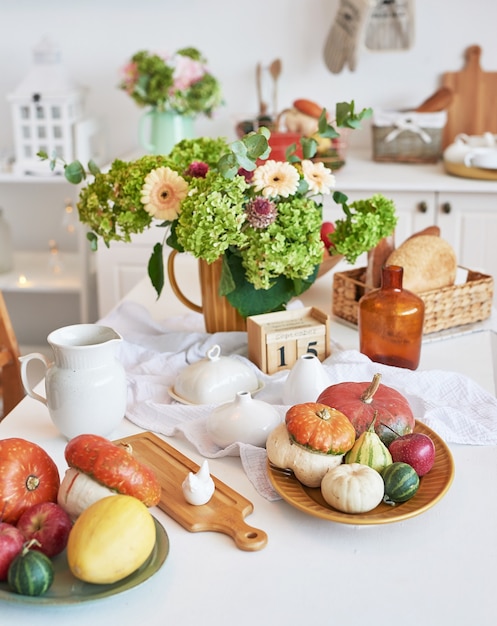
1, 0, 497, 160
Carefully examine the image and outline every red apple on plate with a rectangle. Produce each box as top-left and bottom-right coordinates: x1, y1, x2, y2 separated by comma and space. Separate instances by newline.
0, 522, 25, 581
16, 502, 73, 558
389, 433, 436, 476
320, 221, 335, 250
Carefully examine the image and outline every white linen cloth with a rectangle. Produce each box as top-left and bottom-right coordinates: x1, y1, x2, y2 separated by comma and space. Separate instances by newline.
100, 301, 497, 501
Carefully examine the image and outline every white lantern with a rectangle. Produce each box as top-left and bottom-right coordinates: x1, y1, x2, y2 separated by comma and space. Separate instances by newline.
8, 38, 85, 175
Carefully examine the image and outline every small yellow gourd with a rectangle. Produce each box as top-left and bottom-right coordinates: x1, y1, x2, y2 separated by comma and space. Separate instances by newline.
67, 494, 156, 584
345, 413, 392, 474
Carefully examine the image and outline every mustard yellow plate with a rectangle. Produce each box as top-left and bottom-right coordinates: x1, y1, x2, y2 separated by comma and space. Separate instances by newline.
268, 421, 455, 525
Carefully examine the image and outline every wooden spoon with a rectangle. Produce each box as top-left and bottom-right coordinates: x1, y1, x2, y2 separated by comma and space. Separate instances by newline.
255, 63, 267, 117
268, 58, 282, 116
415, 86, 454, 112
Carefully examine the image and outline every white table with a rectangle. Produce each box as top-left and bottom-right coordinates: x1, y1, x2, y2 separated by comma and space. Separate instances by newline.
1, 267, 497, 626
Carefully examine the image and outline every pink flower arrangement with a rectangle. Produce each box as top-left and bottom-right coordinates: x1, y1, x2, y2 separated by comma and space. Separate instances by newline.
118, 47, 223, 117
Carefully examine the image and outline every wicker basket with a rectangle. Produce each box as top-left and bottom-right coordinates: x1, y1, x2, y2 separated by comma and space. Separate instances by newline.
333, 266, 494, 334
372, 110, 447, 164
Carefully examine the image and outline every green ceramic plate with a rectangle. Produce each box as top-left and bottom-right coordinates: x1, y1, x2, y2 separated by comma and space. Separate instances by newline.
0, 517, 169, 605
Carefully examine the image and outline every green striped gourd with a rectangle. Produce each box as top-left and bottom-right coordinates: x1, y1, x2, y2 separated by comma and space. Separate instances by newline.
8, 541, 54, 596
345, 413, 392, 474
382, 462, 420, 503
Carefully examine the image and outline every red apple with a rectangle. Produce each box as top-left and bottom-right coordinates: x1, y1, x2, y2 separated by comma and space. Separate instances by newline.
389, 433, 436, 476
320, 221, 335, 250
0, 522, 25, 581
16, 502, 73, 558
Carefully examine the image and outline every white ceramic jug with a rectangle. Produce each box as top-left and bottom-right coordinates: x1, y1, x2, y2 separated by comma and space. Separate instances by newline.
282, 353, 331, 405
19, 324, 127, 439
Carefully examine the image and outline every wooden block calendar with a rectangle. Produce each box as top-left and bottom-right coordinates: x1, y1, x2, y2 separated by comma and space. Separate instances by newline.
247, 307, 331, 375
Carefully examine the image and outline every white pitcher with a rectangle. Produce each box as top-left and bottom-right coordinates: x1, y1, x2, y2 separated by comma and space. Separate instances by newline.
19, 324, 127, 440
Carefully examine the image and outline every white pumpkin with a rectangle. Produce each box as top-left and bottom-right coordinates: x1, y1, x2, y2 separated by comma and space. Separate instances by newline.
266, 423, 344, 488
320, 463, 384, 514
58, 468, 117, 520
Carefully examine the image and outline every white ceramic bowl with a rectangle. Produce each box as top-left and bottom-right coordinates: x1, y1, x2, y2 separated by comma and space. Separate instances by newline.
172, 344, 260, 405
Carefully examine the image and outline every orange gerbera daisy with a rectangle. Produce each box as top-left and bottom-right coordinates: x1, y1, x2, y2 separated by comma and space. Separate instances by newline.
140, 167, 188, 221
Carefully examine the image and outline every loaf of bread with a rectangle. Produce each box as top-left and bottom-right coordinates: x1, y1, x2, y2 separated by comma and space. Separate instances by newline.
386, 235, 457, 293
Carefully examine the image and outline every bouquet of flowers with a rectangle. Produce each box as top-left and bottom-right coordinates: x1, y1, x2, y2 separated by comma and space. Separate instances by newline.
41, 102, 397, 319
119, 47, 223, 117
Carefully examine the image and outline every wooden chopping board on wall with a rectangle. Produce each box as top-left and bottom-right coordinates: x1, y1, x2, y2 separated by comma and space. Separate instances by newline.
442, 45, 497, 148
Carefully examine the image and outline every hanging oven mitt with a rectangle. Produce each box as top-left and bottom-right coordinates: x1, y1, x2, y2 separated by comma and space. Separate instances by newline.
323, 0, 375, 73
365, 0, 415, 51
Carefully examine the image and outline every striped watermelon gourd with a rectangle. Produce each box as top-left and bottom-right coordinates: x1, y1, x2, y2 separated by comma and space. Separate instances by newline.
382, 462, 420, 503
345, 413, 392, 474
8, 541, 54, 596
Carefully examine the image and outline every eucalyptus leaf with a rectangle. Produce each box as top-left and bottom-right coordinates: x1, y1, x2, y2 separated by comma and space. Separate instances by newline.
88, 160, 101, 176
64, 161, 86, 184
301, 137, 318, 159
148, 243, 165, 298
86, 232, 98, 251
335, 101, 373, 129
243, 133, 269, 160
218, 152, 242, 177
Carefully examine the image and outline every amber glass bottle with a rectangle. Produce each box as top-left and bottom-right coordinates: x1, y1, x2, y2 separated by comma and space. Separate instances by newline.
358, 265, 425, 370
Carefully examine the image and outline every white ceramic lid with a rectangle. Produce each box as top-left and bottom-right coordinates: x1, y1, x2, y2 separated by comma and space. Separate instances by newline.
173, 345, 260, 405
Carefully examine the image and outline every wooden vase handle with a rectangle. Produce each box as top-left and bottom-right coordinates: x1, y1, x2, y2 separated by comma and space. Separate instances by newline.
167, 249, 203, 314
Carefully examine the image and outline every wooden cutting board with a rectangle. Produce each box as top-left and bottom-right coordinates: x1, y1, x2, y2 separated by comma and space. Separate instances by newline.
442, 45, 497, 148
115, 432, 268, 551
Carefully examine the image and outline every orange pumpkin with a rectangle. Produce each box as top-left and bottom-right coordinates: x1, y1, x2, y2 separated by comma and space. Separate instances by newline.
0, 438, 60, 524
285, 402, 356, 455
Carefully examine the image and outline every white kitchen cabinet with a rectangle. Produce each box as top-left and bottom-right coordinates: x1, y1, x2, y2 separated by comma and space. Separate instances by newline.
436, 191, 497, 278
93, 151, 497, 317
95, 228, 163, 317
0, 173, 97, 350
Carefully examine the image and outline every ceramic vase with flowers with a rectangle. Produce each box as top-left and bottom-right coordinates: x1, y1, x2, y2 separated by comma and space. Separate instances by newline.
40, 102, 398, 333
119, 47, 223, 155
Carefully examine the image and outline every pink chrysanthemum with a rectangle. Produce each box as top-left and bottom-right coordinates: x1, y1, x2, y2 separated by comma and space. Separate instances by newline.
186, 161, 209, 178
121, 62, 139, 93
301, 159, 335, 194
172, 56, 206, 91
140, 167, 188, 221
237, 167, 254, 183
245, 197, 278, 229
252, 160, 299, 198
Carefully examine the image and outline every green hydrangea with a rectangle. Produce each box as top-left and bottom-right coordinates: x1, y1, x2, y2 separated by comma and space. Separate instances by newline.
240, 196, 323, 290
77, 155, 170, 244
167, 137, 230, 170
174, 170, 248, 263
330, 193, 398, 264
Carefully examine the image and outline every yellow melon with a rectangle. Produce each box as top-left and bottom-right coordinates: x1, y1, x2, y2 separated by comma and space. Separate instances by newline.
67, 494, 156, 584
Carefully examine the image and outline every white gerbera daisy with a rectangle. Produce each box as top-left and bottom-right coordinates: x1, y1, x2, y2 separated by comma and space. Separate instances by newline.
301, 160, 335, 194
140, 167, 188, 221
252, 160, 300, 198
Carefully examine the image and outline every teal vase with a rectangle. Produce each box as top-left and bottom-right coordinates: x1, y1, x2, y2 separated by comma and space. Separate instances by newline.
139, 109, 195, 155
